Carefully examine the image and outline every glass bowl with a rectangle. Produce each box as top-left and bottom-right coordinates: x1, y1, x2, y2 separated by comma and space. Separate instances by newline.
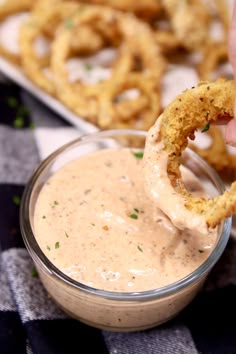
20, 129, 231, 332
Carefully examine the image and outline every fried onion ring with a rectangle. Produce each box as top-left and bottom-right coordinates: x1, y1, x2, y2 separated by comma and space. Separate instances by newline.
0, 0, 34, 65
143, 78, 235, 233
0, 0, 31, 20
197, 41, 228, 81
162, 0, 210, 51
50, 5, 166, 128
79, 0, 163, 20
19, 0, 80, 94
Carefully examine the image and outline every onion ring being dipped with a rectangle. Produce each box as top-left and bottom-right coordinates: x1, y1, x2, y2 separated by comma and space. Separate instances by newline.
143, 78, 235, 235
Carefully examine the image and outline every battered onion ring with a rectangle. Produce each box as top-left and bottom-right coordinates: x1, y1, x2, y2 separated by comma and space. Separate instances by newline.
162, 0, 210, 51
51, 5, 166, 128
144, 79, 235, 232
79, 0, 163, 20
153, 30, 182, 54
19, 0, 81, 94
0, 0, 31, 20
0, 0, 34, 65
197, 41, 228, 81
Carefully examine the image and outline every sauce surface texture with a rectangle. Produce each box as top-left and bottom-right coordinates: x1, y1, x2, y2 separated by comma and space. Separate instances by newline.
33, 148, 217, 292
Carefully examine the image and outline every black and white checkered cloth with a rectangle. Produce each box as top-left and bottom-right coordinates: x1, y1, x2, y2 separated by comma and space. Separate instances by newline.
1, 76, 236, 354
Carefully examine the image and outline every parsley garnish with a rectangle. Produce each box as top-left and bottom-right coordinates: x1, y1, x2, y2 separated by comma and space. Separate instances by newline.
47, 245, 51, 251
6, 96, 18, 108
42, 215, 46, 219
84, 63, 92, 71
65, 232, 69, 238
31, 266, 38, 278
12, 195, 21, 206
55, 242, 60, 249
134, 208, 139, 213
201, 123, 210, 133
137, 245, 143, 252
133, 151, 144, 159
65, 18, 73, 29
130, 213, 138, 219
198, 249, 204, 253
18, 106, 29, 116
13, 117, 24, 128
29, 122, 36, 129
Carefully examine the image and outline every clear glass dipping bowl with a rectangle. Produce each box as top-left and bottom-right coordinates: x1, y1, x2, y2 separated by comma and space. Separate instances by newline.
20, 129, 231, 332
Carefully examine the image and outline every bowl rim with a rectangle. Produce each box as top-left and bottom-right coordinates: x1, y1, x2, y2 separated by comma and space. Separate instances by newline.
20, 128, 232, 301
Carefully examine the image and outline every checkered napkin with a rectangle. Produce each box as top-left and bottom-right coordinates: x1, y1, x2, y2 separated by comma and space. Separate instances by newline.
1, 77, 236, 354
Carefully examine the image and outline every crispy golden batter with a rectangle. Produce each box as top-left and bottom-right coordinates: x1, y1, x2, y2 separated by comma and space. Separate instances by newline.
157, 78, 235, 228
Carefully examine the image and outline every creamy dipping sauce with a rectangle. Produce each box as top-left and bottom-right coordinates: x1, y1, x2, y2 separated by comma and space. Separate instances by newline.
33, 148, 217, 292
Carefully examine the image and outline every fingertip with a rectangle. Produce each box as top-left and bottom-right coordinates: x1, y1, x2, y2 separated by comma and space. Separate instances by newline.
225, 119, 236, 147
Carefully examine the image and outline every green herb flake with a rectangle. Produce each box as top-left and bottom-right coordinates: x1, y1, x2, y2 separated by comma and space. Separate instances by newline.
84, 63, 93, 71
31, 266, 38, 278
47, 245, 51, 251
91, 223, 95, 226
198, 249, 204, 253
201, 122, 210, 133
137, 245, 143, 252
130, 213, 138, 220
29, 122, 36, 129
55, 242, 60, 249
12, 195, 21, 206
65, 18, 73, 29
17, 105, 29, 116
134, 208, 139, 213
133, 151, 144, 159
7, 96, 18, 108
65, 231, 69, 238
54, 200, 59, 206
13, 117, 24, 128
42, 215, 46, 219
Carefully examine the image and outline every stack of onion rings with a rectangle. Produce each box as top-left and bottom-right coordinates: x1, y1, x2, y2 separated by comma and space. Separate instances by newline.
50, 4, 166, 127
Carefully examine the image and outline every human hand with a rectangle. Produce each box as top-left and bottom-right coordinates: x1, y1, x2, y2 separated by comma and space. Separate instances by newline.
226, 1, 236, 146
